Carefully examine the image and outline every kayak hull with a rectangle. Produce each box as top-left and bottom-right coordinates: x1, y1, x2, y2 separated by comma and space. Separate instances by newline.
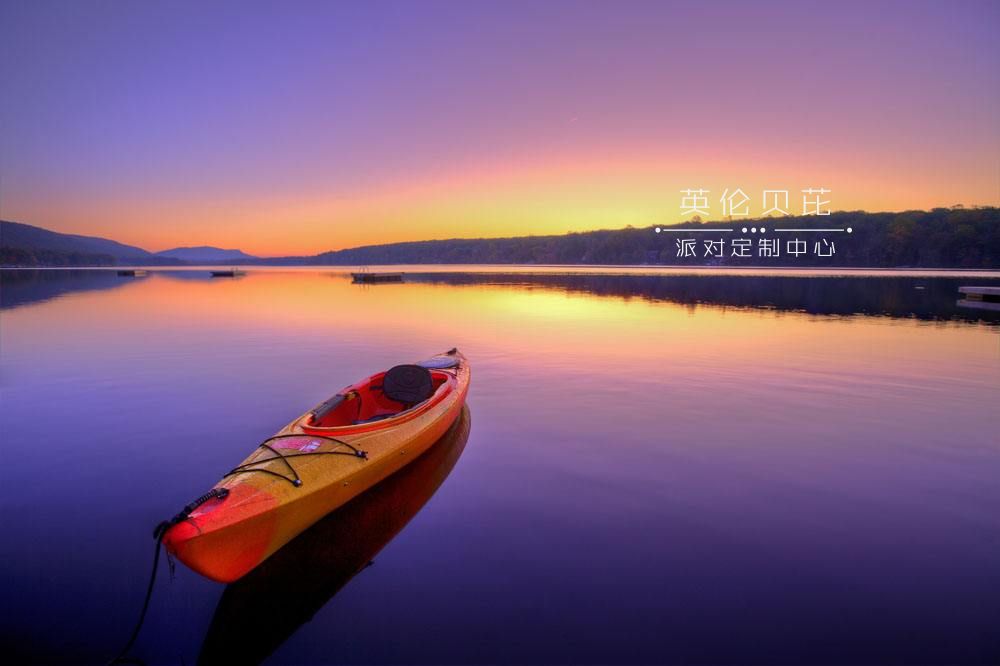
163, 350, 470, 583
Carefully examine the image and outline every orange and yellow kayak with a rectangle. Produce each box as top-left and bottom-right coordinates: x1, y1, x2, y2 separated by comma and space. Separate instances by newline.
162, 349, 470, 583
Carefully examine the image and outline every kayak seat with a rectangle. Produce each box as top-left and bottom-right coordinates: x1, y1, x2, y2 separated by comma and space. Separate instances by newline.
382, 364, 434, 405
304, 366, 452, 430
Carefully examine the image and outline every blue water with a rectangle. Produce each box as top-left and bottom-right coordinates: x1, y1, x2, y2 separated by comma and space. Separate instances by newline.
1, 268, 999, 664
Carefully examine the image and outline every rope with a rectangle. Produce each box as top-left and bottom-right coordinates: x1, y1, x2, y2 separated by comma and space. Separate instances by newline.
109, 436, 366, 662
108, 488, 229, 665
222, 434, 368, 487
107, 533, 162, 665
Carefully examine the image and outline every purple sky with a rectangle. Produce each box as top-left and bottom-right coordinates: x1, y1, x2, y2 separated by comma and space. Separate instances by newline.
1, 0, 998, 254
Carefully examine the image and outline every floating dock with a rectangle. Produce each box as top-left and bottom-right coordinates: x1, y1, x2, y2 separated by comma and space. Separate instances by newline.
957, 286, 1000, 312
352, 272, 404, 283
116, 269, 148, 277
210, 269, 246, 278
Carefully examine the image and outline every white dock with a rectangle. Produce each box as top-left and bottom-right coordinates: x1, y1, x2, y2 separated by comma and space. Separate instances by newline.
957, 286, 1000, 311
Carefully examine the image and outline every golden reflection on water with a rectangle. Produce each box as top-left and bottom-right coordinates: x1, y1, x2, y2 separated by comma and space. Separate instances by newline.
6, 269, 997, 396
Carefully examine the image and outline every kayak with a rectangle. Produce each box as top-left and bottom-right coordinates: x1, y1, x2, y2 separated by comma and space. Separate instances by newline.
161, 348, 471, 583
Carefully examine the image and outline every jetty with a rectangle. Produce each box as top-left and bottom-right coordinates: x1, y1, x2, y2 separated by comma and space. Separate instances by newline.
352, 272, 404, 283
957, 286, 1000, 312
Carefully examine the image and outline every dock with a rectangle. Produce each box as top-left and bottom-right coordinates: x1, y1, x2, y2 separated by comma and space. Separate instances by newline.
352, 272, 404, 283
116, 269, 148, 277
957, 286, 1000, 312
210, 269, 246, 278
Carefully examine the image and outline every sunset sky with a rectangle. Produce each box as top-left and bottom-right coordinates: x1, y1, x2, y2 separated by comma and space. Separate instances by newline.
1, 0, 998, 256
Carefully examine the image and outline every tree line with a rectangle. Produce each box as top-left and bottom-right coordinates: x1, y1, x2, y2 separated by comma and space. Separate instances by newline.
4, 207, 998, 268
308, 208, 1000, 268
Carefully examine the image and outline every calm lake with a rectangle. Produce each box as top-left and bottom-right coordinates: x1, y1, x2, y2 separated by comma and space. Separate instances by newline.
2, 267, 999, 664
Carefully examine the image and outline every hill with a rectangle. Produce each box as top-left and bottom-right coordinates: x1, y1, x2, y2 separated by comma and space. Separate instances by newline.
0, 222, 258, 267
309, 208, 1000, 268
156, 246, 258, 263
3, 208, 999, 268
0, 220, 178, 266
0, 221, 153, 266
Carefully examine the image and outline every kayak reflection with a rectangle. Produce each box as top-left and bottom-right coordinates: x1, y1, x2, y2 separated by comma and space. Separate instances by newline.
197, 406, 471, 665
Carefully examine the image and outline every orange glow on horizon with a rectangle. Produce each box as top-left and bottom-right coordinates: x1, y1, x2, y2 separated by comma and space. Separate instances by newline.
6, 143, 999, 257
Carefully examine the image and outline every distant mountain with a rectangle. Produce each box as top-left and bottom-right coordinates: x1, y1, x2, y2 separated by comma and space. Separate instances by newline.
0, 221, 256, 267
4, 208, 999, 268
156, 246, 258, 262
0, 220, 167, 266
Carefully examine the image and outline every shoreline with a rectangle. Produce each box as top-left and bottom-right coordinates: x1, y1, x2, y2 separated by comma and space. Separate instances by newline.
3, 264, 1000, 279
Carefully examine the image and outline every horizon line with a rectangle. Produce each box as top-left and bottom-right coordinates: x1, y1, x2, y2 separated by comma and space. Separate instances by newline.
3, 204, 999, 258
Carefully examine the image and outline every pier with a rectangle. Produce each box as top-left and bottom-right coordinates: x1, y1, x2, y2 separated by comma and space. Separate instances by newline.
957, 286, 1000, 312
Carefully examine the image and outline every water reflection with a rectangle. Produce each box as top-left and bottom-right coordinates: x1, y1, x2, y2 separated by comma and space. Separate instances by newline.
198, 407, 471, 665
0, 269, 136, 309
5, 269, 999, 325
408, 272, 1000, 324
1, 268, 998, 664
0, 268, 248, 310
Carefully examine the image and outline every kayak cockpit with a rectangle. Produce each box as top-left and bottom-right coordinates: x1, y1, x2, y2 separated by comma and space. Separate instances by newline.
302, 365, 455, 432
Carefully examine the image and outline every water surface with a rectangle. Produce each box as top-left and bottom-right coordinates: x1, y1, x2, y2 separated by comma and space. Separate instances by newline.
1, 268, 999, 664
